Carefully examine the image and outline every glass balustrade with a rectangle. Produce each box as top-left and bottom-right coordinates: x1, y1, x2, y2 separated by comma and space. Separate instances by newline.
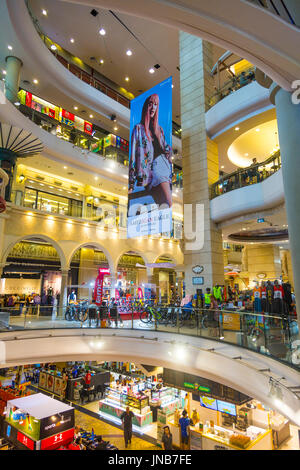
0, 303, 299, 372
210, 151, 281, 199
208, 66, 256, 109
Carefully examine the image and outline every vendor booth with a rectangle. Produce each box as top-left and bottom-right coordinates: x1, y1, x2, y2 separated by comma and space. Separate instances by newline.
3, 393, 74, 450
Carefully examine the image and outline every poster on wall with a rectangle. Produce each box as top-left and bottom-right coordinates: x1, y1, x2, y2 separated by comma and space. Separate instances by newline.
127, 76, 173, 238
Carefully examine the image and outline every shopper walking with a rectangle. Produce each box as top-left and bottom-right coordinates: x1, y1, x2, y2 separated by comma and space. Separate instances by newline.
120, 406, 134, 448
162, 425, 173, 450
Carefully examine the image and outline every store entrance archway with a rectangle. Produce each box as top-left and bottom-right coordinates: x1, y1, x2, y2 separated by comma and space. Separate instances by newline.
1, 236, 64, 314
69, 244, 112, 303
116, 251, 147, 301
153, 255, 177, 304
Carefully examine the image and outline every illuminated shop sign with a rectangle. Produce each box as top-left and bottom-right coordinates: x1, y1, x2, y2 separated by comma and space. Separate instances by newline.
183, 382, 211, 393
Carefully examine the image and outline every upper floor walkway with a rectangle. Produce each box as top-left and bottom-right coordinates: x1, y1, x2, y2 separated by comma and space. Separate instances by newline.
0, 306, 300, 427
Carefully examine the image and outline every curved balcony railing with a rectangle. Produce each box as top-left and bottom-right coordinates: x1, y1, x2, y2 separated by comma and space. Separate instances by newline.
14, 102, 184, 189
0, 303, 299, 372
17, 102, 129, 165
208, 66, 256, 109
210, 151, 281, 199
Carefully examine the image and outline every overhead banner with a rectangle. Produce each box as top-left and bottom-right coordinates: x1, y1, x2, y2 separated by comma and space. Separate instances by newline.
127, 77, 173, 238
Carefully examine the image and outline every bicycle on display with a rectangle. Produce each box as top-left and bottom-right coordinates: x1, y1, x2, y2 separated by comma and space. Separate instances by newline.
65, 300, 89, 322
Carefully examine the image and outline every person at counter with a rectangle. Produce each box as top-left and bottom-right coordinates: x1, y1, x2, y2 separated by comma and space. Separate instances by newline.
179, 410, 191, 450
162, 426, 173, 450
120, 406, 134, 448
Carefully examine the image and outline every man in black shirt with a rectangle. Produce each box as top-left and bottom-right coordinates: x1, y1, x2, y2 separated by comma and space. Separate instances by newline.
120, 406, 134, 448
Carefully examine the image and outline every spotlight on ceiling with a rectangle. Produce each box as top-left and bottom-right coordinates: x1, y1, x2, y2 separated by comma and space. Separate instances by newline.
50, 44, 57, 51
42, 9, 47, 16
99, 28, 106, 36
99, 59, 104, 64
149, 68, 155, 74
90, 9, 99, 17
126, 50, 132, 56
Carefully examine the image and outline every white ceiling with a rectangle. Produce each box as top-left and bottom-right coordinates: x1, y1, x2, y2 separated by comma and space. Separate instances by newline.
228, 119, 279, 167
27, 0, 227, 128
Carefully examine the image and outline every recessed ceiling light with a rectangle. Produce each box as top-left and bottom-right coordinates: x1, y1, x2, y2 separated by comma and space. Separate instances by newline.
100, 59, 104, 64
245, 153, 249, 156
89, 114, 93, 118
2, 70, 6, 75
50, 44, 57, 51
235, 127, 240, 131
95, 176, 98, 180
256, 128, 260, 132
63, 166, 67, 169
123, 186, 126, 190
33, 79, 38, 84
149, 68, 155, 74
125, 77, 129, 82
126, 50, 132, 56
70, 38, 75, 43
99, 28, 106, 36
172, 84, 174, 88
42, 9, 47, 16
74, 106, 78, 110
14, 101, 21, 106
114, 126, 118, 131
7, 45, 12, 51
221, 165, 224, 169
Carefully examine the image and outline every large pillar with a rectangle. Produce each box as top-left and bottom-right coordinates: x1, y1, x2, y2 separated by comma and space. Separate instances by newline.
5, 56, 22, 103
244, 244, 281, 288
58, 269, 69, 317
78, 247, 98, 299
270, 84, 300, 326
179, 33, 224, 295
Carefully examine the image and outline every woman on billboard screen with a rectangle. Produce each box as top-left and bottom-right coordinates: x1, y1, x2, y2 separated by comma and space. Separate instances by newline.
129, 93, 172, 207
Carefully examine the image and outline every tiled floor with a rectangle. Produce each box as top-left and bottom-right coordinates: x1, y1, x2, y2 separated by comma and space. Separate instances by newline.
74, 409, 160, 451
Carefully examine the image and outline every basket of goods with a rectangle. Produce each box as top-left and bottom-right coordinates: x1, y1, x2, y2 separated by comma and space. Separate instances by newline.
229, 434, 251, 449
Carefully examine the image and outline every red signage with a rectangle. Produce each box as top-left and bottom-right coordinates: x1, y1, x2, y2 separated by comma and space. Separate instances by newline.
94, 268, 110, 306
40, 427, 74, 450
84, 121, 93, 135
25, 91, 32, 108
17, 431, 35, 450
62, 109, 75, 122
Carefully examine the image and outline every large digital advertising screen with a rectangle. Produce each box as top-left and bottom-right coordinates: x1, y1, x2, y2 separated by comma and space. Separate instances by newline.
127, 77, 173, 238
200, 396, 218, 411
216, 400, 237, 416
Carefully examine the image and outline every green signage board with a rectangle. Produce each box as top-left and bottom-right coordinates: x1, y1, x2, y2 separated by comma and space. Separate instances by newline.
183, 382, 211, 393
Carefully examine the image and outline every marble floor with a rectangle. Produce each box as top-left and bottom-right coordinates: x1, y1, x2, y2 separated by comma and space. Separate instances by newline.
74, 409, 160, 451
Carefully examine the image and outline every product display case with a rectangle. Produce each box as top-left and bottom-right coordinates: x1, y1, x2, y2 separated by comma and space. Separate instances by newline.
99, 387, 153, 428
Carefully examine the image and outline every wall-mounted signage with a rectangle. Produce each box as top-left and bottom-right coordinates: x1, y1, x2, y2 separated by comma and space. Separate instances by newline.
192, 277, 204, 285
200, 396, 217, 411
216, 400, 237, 416
183, 382, 211, 393
256, 272, 267, 279
192, 265, 204, 274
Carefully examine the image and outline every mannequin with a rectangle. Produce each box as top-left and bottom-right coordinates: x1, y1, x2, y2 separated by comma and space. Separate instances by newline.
253, 282, 262, 313
273, 280, 284, 317
213, 284, 222, 303
261, 281, 267, 313
266, 281, 274, 316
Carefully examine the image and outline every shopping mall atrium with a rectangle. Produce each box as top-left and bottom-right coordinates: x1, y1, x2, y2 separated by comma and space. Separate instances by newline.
0, 0, 300, 453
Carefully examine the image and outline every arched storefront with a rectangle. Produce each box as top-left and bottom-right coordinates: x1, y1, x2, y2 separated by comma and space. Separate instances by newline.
0, 236, 64, 313
68, 243, 111, 303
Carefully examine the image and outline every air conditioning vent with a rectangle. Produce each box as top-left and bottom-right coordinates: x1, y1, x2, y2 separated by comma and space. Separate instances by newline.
54, 181, 62, 186
36, 176, 45, 181
71, 186, 78, 191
